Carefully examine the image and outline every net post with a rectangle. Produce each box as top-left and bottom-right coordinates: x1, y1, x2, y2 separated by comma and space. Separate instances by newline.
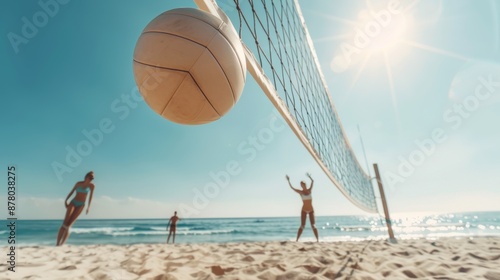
373, 163, 396, 243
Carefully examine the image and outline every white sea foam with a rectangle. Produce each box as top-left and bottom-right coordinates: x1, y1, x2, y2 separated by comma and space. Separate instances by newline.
71, 227, 134, 234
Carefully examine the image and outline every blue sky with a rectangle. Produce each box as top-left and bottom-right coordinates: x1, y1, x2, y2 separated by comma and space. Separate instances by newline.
1, 0, 499, 219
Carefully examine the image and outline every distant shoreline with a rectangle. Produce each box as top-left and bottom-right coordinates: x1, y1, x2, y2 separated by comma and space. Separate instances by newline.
3, 212, 500, 248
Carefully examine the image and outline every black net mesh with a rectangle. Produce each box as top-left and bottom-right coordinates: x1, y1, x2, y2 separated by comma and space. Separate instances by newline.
214, 0, 377, 212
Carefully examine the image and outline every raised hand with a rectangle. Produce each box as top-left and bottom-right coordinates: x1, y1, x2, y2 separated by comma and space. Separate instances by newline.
306, 172, 312, 178
286, 175, 290, 181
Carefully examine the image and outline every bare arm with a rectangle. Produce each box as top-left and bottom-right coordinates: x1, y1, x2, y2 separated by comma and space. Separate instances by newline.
86, 184, 95, 214
286, 175, 301, 193
307, 173, 314, 191
64, 184, 78, 207
166, 217, 172, 230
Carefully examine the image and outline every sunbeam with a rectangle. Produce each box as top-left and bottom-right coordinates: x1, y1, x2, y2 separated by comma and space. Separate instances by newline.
383, 51, 401, 130
401, 40, 473, 62
349, 53, 372, 92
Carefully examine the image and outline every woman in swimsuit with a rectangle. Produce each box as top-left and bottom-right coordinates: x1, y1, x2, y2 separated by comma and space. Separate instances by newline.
286, 173, 318, 242
56, 171, 95, 246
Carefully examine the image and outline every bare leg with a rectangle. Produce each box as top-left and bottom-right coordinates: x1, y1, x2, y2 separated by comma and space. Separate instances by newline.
60, 206, 84, 245
309, 211, 319, 242
167, 229, 172, 243
57, 205, 75, 246
296, 211, 307, 242
172, 229, 176, 244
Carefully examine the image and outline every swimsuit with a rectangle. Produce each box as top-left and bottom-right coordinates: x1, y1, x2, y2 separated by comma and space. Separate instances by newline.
76, 186, 90, 193
301, 193, 312, 200
300, 193, 313, 214
71, 186, 90, 207
71, 200, 85, 207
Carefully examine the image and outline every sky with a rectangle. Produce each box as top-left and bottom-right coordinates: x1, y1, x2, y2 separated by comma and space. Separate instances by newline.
1, 0, 499, 219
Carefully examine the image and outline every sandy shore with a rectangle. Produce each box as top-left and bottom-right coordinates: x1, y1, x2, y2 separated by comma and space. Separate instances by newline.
2, 237, 500, 279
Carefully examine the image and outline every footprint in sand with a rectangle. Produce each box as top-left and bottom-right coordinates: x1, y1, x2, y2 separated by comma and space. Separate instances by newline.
402, 269, 418, 278
241, 255, 255, 262
300, 264, 321, 274
458, 267, 471, 273
210, 265, 233, 276
212, 266, 225, 276
59, 265, 77, 270
323, 270, 336, 279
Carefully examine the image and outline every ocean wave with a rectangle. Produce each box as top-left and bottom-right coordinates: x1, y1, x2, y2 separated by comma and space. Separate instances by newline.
109, 229, 237, 236
189, 226, 212, 231
71, 227, 133, 234
132, 226, 154, 231
70, 226, 226, 236
0, 231, 6, 235
151, 226, 168, 231
130, 226, 172, 232
177, 229, 236, 235
111, 231, 166, 236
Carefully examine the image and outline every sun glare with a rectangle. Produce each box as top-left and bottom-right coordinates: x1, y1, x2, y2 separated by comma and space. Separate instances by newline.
323, 0, 480, 126
366, 14, 412, 52
329, 4, 415, 73
354, 6, 414, 53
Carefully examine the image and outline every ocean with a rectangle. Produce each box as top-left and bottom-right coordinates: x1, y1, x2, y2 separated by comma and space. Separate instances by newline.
4, 211, 499, 246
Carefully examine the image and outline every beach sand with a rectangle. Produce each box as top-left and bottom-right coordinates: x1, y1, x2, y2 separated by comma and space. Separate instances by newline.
2, 237, 500, 279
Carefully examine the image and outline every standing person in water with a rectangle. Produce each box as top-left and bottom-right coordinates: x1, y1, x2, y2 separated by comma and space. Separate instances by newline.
56, 171, 95, 246
166, 211, 181, 244
286, 173, 319, 242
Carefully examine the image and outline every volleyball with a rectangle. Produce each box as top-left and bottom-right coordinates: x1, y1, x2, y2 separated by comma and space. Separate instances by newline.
133, 8, 246, 125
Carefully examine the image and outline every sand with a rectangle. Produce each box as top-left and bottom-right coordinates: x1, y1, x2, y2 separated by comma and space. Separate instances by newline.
2, 237, 500, 279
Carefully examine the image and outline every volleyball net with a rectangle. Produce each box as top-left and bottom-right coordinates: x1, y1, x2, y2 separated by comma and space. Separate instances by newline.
194, 0, 378, 213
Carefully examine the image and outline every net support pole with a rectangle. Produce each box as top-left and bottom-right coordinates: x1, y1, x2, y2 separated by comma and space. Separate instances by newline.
373, 163, 396, 243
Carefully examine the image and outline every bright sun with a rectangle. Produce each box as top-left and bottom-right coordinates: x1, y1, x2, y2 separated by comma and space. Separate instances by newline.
324, 0, 476, 127
366, 14, 412, 52
329, 7, 414, 74
355, 9, 413, 53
